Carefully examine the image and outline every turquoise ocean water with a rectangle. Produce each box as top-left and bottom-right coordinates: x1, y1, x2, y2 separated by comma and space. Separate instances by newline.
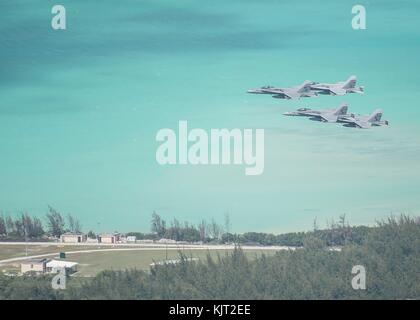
1, 0, 420, 233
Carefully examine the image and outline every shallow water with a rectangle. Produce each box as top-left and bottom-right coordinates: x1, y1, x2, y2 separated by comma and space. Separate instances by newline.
1, 0, 420, 233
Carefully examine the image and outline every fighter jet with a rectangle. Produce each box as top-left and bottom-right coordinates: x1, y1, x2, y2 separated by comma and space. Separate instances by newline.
247, 80, 317, 100
310, 75, 364, 96
338, 109, 389, 129
283, 103, 349, 123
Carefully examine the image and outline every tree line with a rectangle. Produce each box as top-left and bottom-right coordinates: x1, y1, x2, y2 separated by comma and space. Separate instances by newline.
0, 215, 418, 300
147, 211, 230, 242
143, 212, 373, 247
228, 217, 372, 247
0, 206, 82, 240
1, 207, 374, 248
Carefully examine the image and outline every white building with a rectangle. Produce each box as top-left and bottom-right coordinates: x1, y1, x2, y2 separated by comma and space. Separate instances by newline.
46, 260, 78, 274
21, 259, 49, 274
60, 232, 87, 243
98, 233, 120, 244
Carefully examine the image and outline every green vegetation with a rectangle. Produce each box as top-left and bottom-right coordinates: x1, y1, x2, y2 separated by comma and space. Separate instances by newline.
0, 206, 83, 241
0, 215, 418, 300
61, 249, 276, 277
0, 274, 61, 300
0, 244, 125, 261
231, 219, 372, 246
0, 213, 44, 241
0, 245, 277, 276
1, 208, 373, 248
138, 212, 374, 247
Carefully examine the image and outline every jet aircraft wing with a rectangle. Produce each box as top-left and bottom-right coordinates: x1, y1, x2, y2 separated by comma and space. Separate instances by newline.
328, 88, 347, 96
319, 113, 338, 123
353, 120, 371, 129
279, 91, 300, 99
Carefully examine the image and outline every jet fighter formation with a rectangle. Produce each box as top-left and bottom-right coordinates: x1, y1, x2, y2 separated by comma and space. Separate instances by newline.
339, 109, 389, 129
310, 76, 364, 96
283, 103, 349, 123
283, 103, 389, 129
247, 76, 388, 129
247, 80, 317, 99
247, 76, 363, 100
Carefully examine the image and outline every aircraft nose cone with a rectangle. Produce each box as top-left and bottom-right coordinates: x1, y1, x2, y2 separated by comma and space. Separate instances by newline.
248, 89, 262, 94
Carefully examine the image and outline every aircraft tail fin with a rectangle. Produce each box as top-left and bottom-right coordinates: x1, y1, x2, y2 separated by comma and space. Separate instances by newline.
333, 103, 348, 116
297, 80, 313, 93
368, 109, 383, 122
342, 75, 357, 89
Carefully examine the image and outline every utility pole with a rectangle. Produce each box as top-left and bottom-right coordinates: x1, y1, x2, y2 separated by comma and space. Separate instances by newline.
24, 217, 28, 257
97, 222, 101, 249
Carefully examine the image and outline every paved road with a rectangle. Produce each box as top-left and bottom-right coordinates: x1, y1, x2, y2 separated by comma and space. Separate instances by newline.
0, 243, 295, 265
0, 241, 293, 249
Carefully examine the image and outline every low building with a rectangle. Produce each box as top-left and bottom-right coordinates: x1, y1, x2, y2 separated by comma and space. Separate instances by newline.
98, 233, 120, 244
46, 260, 78, 274
21, 259, 49, 274
60, 232, 87, 243
126, 236, 137, 243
